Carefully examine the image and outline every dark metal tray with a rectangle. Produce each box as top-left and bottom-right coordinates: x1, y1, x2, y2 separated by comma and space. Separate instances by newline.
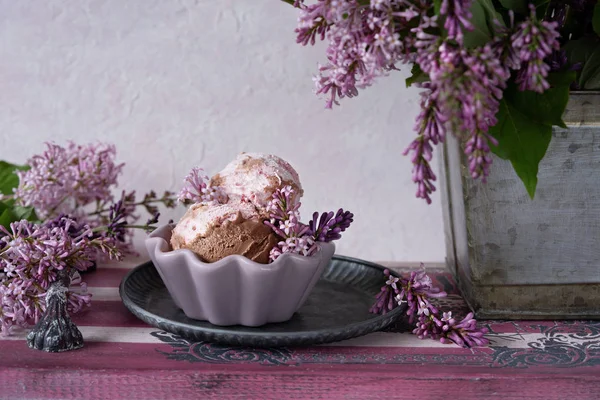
119, 255, 405, 347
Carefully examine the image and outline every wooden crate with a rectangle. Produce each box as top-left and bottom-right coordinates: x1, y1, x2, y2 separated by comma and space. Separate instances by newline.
440, 93, 600, 319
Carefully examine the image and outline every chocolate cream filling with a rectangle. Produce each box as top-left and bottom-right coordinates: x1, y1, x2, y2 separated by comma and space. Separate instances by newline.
181, 212, 278, 264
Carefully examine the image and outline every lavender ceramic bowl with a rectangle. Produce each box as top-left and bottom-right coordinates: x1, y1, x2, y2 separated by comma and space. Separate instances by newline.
145, 224, 335, 327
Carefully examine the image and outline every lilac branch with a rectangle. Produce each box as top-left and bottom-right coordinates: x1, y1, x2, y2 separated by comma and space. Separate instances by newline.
370, 267, 489, 348
264, 186, 354, 261
512, 5, 560, 93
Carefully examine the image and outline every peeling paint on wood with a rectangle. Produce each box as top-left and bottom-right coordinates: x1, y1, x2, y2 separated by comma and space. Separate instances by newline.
441, 93, 600, 319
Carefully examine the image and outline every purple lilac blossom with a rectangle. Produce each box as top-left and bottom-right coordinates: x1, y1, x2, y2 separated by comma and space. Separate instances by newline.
0, 215, 125, 335
440, 0, 473, 43
296, 0, 422, 108
512, 5, 561, 93
370, 265, 488, 348
405, 41, 510, 199
265, 186, 353, 261
369, 269, 400, 315
413, 311, 489, 347
14, 142, 123, 219
308, 209, 354, 242
291, 1, 562, 204
11, 142, 175, 258
264, 186, 316, 261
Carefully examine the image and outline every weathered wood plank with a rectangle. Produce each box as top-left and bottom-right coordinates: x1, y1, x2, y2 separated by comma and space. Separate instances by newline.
2, 367, 599, 400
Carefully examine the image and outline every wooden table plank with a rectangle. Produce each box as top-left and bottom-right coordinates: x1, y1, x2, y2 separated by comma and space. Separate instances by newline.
2, 259, 599, 399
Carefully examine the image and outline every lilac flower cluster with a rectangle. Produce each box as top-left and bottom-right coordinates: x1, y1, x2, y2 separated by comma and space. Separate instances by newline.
265, 186, 317, 260
265, 186, 353, 261
177, 167, 228, 205
370, 267, 488, 348
292, 1, 563, 203
12, 142, 176, 258
440, 0, 473, 43
308, 209, 354, 242
1, 142, 176, 336
14, 142, 123, 219
413, 311, 488, 347
295, 0, 425, 108
0, 215, 124, 335
512, 5, 560, 93
370, 267, 446, 320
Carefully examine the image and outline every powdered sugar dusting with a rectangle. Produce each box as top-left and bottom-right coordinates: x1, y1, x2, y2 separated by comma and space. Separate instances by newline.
212, 153, 303, 209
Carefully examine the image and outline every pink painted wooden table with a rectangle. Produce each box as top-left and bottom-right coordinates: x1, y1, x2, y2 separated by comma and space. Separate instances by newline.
1, 261, 599, 399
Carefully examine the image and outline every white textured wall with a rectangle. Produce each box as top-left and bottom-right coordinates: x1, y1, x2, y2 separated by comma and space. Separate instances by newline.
0, 0, 444, 262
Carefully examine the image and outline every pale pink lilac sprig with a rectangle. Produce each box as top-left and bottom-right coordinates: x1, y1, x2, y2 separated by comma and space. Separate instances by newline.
294, 1, 472, 109
177, 167, 228, 205
11, 142, 176, 259
14, 142, 123, 219
370, 267, 488, 348
264, 186, 317, 261
265, 186, 353, 261
512, 5, 560, 93
297, 0, 426, 108
294, 0, 505, 201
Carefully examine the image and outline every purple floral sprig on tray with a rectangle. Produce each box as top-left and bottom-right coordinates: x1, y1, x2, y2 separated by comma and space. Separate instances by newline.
265, 186, 354, 261
370, 267, 489, 348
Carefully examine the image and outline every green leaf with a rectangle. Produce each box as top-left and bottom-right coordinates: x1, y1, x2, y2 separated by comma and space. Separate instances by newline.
579, 47, 600, 90
489, 71, 574, 198
498, 0, 527, 14
0, 207, 18, 229
0, 201, 38, 229
478, 0, 506, 28
584, 70, 600, 90
563, 37, 600, 88
13, 205, 38, 222
461, 0, 506, 47
564, 37, 599, 66
593, 2, 600, 37
434, 0, 442, 16
532, 0, 550, 16
546, 71, 578, 87
504, 71, 575, 129
0, 161, 28, 196
489, 99, 553, 199
405, 63, 428, 88
463, 1, 491, 48
0, 201, 8, 215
